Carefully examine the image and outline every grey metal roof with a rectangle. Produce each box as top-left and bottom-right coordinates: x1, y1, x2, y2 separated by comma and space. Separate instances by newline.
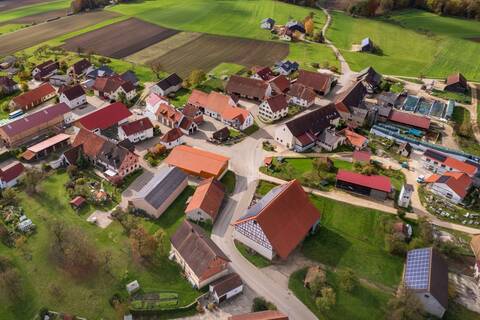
239, 183, 287, 220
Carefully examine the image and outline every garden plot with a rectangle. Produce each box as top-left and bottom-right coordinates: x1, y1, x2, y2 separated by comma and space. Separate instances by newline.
61, 18, 179, 59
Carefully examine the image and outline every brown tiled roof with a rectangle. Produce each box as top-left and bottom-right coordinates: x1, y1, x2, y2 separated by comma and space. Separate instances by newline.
265, 94, 288, 113
63, 144, 82, 165
212, 127, 230, 141
252, 66, 274, 81
171, 220, 230, 281
229, 311, 288, 320
210, 273, 242, 297
288, 83, 316, 103
297, 69, 332, 93
235, 180, 320, 259
156, 103, 184, 124
446, 72, 467, 87
268, 75, 290, 94
93, 75, 135, 94
61, 84, 85, 101
120, 117, 153, 136
0, 162, 24, 183
12, 83, 56, 109
185, 178, 225, 220
285, 104, 340, 138
72, 128, 106, 158
429, 249, 449, 309
335, 81, 366, 114
160, 127, 183, 143
71, 59, 91, 75
225, 75, 269, 100
165, 145, 229, 178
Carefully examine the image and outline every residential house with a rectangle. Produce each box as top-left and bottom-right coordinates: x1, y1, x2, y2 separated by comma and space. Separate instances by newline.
285, 20, 306, 34
118, 117, 154, 143
9, 83, 56, 111
156, 101, 198, 135
274, 104, 340, 152
0, 162, 24, 189
268, 75, 290, 95
234, 180, 320, 260
160, 127, 184, 149
388, 110, 431, 131
170, 220, 230, 288
422, 149, 478, 177
182, 104, 204, 126
0, 76, 18, 95
317, 129, 345, 152
360, 37, 373, 52
398, 184, 414, 208
49, 74, 73, 87
258, 95, 288, 121
59, 85, 86, 109
225, 75, 271, 101
260, 18, 275, 30
297, 70, 334, 96
120, 70, 139, 87
229, 311, 288, 320
86, 65, 115, 80
403, 248, 448, 318
165, 145, 229, 179
251, 66, 274, 81
445, 72, 468, 93
75, 102, 132, 134
68, 59, 92, 80
469, 235, 480, 285
0, 102, 71, 147
93, 75, 137, 102
274, 60, 299, 76
425, 172, 472, 204
151, 73, 183, 97
343, 129, 368, 150
336, 170, 392, 200
356, 66, 382, 93
209, 273, 243, 304
121, 166, 188, 218
185, 178, 225, 222
144, 92, 170, 121
32, 60, 58, 81
21, 133, 71, 161
335, 81, 368, 126
288, 83, 316, 108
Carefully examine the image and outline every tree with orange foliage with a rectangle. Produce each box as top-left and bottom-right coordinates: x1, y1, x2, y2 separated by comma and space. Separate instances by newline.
303, 17, 315, 35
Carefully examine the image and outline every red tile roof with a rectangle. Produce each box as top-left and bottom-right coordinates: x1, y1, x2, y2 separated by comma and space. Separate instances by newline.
252, 66, 274, 81
344, 129, 367, 148
446, 72, 467, 87
225, 75, 269, 100
235, 180, 320, 259
268, 75, 290, 94
70, 196, 86, 208
229, 311, 288, 320
426, 171, 472, 198
443, 157, 477, 176
72, 128, 106, 158
160, 127, 183, 143
389, 110, 430, 130
120, 117, 153, 136
12, 83, 56, 109
265, 94, 288, 113
297, 69, 332, 93
77, 102, 132, 131
0, 162, 24, 183
185, 178, 225, 220
336, 169, 392, 193
93, 75, 134, 94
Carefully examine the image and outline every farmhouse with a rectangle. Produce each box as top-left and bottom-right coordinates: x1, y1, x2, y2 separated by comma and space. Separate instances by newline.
274, 104, 340, 152
0, 162, 24, 189
444, 72, 468, 93
425, 172, 472, 204
388, 110, 431, 131
165, 145, 229, 179
297, 70, 334, 95
209, 273, 243, 304
225, 75, 271, 101
71, 128, 139, 178
185, 178, 225, 223
121, 166, 188, 218
75, 102, 132, 134
234, 180, 320, 260
422, 149, 478, 177
470, 235, 480, 285
151, 73, 183, 97
0, 102, 72, 147
342, 129, 368, 150
86, 65, 115, 80
335, 81, 368, 125
118, 117, 154, 143
274, 60, 298, 75
68, 59, 92, 79
251, 66, 274, 81
229, 311, 288, 320
0, 76, 18, 94
288, 83, 316, 108
170, 220, 230, 288
93, 75, 137, 101
9, 83, 56, 111
336, 170, 392, 200
49, 74, 73, 87
259, 95, 288, 121
268, 75, 290, 95
156, 102, 198, 134
59, 85, 86, 109
356, 66, 382, 93
21, 133, 71, 161
32, 60, 58, 81
160, 128, 184, 149
403, 248, 448, 318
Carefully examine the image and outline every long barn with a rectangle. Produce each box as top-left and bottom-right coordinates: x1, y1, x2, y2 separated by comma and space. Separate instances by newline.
336, 170, 392, 201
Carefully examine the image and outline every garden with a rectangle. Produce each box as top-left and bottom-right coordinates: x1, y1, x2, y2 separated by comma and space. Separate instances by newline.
431, 88, 472, 105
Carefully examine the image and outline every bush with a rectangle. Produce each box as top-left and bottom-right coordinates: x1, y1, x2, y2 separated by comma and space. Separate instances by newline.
315, 286, 336, 311
252, 297, 276, 312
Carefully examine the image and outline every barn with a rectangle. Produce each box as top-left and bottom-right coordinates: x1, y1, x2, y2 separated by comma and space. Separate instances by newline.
336, 170, 392, 201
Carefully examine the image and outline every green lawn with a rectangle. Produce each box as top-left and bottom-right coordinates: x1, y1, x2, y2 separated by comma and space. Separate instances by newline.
451, 106, 480, 156
220, 170, 236, 194
289, 268, 390, 320
207, 63, 246, 78
431, 88, 472, 104
235, 241, 271, 268
0, 0, 71, 24
0, 172, 199, 319
0, 23, 26, 36
327, 9, 480, 80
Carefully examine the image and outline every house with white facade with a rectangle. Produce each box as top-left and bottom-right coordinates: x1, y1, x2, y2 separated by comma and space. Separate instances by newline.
209, 273, 243, 304
422, 149, 478, 177
233, 180, 320, 260
159, 128, 184, 149
170, 220, 230, 288
118, 117, 154, 144
288, 83, 316, 108
145, 93, 170, 121
425, 172, 472, 204
59, 85, 86, 109
185, 178, 225, 223
0, 162, 24, 189
150, 73, 183, 97
398, 184, 414, 208
260, 18, 275, 30
259, 95, 288, 121
93, 75, 137, 102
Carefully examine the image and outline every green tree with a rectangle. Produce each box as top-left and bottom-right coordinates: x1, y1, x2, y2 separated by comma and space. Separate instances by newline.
387, 285, 424, 320
0, 188, 18, 206
338, 268, 358, 292
184, 69, 206, 88
309, 273, 327, 297
21, 167, 44, 195
315, 286, 336, 311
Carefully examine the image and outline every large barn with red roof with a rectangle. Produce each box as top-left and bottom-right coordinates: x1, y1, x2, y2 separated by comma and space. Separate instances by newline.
75, 102, 132, 133
233, 180, 320, 260
336, 170, 392, 201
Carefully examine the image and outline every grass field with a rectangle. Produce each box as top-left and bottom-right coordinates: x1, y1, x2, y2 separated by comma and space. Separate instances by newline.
0, 0, 71, 24
0, 172, 198, 319
327, 9, 480, 80
235, 241, 271, 268
451, 106, 480, 156
0, 24, 27, 35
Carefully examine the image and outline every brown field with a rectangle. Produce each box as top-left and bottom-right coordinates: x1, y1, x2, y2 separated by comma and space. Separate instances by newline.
0, 11, 119, 55
6, 9, 67, 25
61, 18, 179, 59
148, 34, 289, 77
0, 0, 50, 11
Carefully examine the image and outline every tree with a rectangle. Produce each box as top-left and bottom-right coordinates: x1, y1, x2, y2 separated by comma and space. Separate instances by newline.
153, 228, 168, 256
1, 188, 18, 206
388, 285, 424, 320
252, 297, 276, 312
0, 256, 23, 302
66, 165, 78, 178
76, 151, 89, 169
130, 226, 158, 261
149, 61, 163, 80
386, 233, 407, 256
184, 69, 206, 88
315, 286, 336, 311
304, 17, 315, 35
309, 273, 327, 297
21, 168, 44, 195
21, 82, 29, 92
313, 31, 325, 43
338, 268, 358, 292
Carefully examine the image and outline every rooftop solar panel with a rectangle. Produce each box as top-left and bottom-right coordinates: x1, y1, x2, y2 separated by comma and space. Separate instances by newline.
404, 248, 432, 290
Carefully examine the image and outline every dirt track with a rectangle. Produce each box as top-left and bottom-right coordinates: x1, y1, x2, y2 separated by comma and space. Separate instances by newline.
4, 9, 67, 25
0, 10, 119, 55
61, 18, 179, 59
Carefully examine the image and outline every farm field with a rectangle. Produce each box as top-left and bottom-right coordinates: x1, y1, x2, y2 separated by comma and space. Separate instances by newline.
147, 34, 289, 77
2, 9, 67, 26
327, 10, 480, 80
0, 10, 120, 55
0, 0, 70, 23
62, 18, 179, 59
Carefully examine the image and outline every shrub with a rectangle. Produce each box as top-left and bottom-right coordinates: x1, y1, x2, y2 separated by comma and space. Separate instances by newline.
338, 268, 358, 292
315, 286, 336, 311
252, 297, 276, 312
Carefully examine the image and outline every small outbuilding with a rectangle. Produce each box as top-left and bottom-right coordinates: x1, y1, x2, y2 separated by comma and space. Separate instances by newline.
70, 196, 86, 210
444, 72, 468, 93
209, 273, 243, 304
126, 280, 140, 295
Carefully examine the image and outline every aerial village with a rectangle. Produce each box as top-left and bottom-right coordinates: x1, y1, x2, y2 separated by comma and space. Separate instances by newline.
0, 0, 480, 320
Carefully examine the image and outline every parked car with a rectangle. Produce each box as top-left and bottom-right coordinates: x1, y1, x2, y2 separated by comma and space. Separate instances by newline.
416, 175, 425, 183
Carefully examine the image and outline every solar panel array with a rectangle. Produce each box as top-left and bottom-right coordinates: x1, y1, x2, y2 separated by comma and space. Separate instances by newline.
404, 248, 431, 290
